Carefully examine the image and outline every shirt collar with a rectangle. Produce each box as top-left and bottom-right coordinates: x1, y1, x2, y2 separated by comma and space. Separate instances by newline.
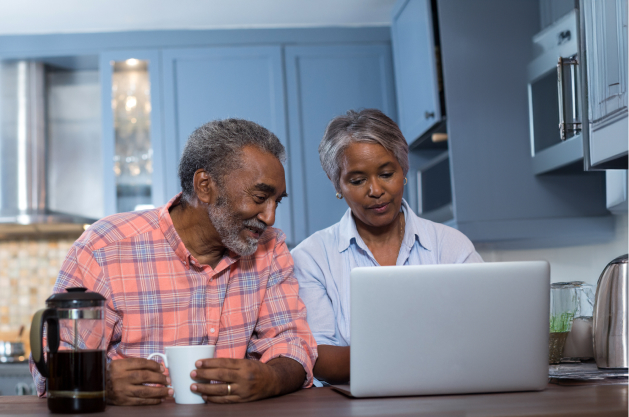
400, 199, 432, 252
159, 193, 239, 273
337, 207, 360, 253
337, 199, 432, 253
159, 193, 190, 265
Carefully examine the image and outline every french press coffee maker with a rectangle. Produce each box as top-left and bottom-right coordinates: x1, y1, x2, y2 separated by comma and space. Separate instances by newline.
30, 287, 107, 413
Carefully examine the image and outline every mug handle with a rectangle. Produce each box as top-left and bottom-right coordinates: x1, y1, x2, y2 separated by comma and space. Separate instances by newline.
30, 308, 59, 378
147, 352, 168, 368
147, 353, 172, 395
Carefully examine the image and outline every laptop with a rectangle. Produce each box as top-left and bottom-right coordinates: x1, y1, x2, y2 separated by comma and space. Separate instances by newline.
334, 261, 550, 398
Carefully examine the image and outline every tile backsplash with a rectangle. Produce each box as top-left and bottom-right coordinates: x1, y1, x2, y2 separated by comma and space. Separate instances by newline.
0, 238, 76, 334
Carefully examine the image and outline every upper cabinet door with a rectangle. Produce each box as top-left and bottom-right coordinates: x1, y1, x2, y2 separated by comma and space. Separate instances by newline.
584, 0, 628, 122
285, 44, 396, 243
582, 0, 628, 168
100, 50, 165, 216
391, 0, 441, 143
161, 46, 292, 240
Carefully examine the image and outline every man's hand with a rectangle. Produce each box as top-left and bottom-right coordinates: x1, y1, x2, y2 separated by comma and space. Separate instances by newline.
106, 358, 173, 406
190, 357, 305, 403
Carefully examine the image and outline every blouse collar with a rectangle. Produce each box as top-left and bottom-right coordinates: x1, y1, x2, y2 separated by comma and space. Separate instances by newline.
337, 199, 432, 253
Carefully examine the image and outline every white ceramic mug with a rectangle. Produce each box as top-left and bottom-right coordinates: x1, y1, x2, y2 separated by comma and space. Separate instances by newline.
147, 345, 216, 404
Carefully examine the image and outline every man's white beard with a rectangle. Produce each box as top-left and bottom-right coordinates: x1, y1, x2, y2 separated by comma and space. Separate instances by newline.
207, 196, 266, 256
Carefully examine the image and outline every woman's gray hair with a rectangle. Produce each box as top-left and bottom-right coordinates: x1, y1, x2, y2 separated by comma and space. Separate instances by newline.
318, 109, 409, 192
178, 118, 286, 204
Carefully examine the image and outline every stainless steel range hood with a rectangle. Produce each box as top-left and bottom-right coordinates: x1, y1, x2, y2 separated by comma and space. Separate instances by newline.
0, 61, 99, 235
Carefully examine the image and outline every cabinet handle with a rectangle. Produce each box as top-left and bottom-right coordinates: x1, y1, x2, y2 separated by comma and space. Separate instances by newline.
425, 111, 435, 119
558, 30, 571, 45
557, 56, 581, 141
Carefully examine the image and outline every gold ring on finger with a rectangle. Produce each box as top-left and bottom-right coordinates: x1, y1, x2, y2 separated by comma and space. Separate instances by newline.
227, 383, 231, 396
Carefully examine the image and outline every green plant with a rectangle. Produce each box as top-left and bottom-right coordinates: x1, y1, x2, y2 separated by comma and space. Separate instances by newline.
550, 312, 574, 333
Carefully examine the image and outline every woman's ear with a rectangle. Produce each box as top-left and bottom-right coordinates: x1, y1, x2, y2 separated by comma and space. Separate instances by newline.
192, 169, 218, 205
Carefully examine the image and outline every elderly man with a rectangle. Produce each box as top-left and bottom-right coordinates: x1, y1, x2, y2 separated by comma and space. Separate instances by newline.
30, 119, 317, 404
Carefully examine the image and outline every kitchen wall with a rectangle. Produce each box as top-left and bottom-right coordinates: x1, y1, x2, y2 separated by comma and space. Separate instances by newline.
477, 213, 628, 285
0, 237, 78, 335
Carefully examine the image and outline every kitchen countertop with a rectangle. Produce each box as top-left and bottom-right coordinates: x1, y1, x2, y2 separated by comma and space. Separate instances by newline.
0, 382, 626, 416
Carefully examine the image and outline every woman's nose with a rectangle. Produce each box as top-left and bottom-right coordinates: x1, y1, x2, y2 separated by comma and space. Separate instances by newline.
368, 179, 384, 198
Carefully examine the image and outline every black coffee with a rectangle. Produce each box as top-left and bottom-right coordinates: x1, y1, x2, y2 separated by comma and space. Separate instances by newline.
47, 349, 106, 414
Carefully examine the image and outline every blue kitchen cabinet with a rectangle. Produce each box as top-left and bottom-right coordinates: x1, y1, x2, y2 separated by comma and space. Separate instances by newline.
99, 50, 166, 216
285, 44, 397, 243
606, 170, 628, 213
539, 0, 578, 29
527, 10, 586, 175
1, 19, 613, 248
394, 0, 614, 248
391, 0, 451, 224
160, 46, 292, 241
391, 0, 442, 144
0, 27, 393, 238
581, 0, 628, 170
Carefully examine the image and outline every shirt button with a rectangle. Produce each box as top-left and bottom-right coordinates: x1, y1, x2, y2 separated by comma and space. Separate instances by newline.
210, 328, 215, 333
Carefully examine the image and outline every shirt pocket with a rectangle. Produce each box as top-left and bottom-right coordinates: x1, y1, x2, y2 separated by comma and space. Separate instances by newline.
121, 290, 193, 355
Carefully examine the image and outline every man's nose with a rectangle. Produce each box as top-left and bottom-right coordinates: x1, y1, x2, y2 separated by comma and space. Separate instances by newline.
258, 200, 276, 227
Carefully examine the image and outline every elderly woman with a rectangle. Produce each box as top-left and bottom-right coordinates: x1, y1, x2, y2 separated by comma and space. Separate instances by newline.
291, 109, 483, 385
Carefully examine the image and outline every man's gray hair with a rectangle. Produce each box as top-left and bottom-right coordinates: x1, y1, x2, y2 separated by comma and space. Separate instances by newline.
318, 109, 409, 192
179, 118, 286, 204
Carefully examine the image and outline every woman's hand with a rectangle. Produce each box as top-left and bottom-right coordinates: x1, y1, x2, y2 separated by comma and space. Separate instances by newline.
190, 357, 305, 403
313, 345, 350, 384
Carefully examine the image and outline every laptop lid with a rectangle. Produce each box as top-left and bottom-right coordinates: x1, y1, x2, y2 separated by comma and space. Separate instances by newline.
349, 261, 550, 397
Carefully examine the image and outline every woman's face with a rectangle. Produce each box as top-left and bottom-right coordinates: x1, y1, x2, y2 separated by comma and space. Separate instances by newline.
338, 142, 405, 230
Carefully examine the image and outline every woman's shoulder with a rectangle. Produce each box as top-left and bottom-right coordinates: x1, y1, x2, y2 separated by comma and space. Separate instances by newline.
290, 221, 344, 281
421, 217, 470, 241
406, 208, 475, 250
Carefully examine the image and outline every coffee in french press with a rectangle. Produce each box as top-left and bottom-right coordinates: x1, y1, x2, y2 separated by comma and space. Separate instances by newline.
31, 287, 107, 413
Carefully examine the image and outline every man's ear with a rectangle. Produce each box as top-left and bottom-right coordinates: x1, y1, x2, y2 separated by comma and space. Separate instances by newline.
193, 169, 218, 205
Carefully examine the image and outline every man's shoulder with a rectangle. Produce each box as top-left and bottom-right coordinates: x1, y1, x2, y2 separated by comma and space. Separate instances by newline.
291, 221, 340, 261
77, 209, 162, 252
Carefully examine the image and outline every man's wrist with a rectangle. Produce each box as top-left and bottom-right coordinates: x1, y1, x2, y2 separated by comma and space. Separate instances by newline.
265, 356, 306, 396
265, 359, 285, 397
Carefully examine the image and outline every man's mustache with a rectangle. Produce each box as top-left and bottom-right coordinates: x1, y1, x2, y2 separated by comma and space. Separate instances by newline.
243, 218, 267, 234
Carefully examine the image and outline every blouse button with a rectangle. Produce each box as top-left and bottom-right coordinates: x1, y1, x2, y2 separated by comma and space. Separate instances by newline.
210, 328, 215, 333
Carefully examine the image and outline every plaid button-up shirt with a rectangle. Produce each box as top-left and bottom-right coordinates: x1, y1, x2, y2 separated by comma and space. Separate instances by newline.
31, 193, 317, 396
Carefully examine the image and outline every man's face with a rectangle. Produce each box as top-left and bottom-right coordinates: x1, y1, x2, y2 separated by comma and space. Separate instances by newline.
207, 146, 287, 256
